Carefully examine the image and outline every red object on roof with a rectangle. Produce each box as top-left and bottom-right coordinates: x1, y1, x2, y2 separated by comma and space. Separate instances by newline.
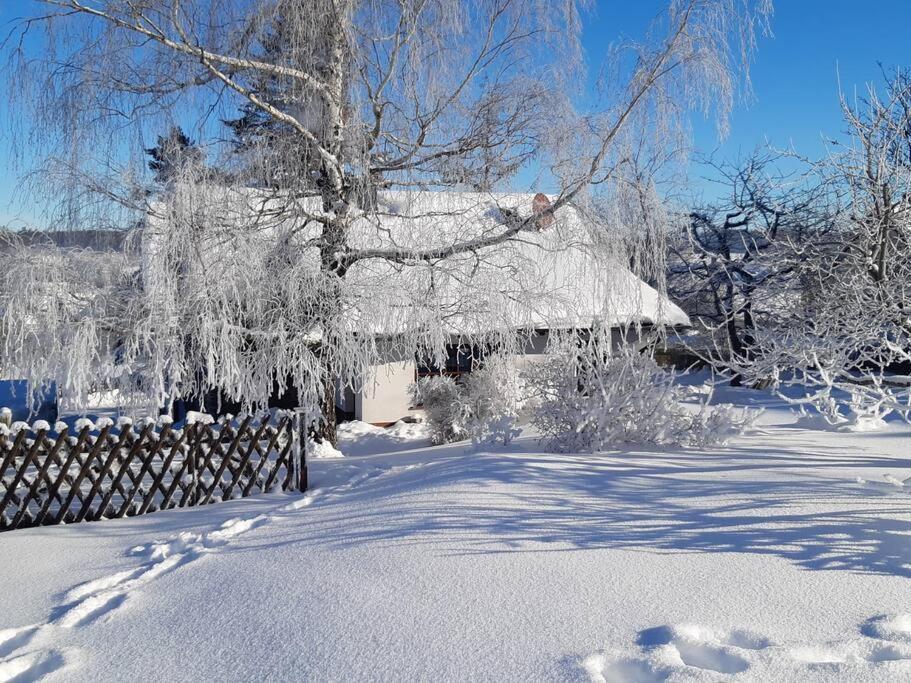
532, 192, 554, 229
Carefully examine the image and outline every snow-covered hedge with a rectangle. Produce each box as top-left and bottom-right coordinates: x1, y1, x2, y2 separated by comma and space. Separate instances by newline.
410, 375, 467, 445
460, 356, 521, 446
410, 357, 520, 447
525, 339, 758, 452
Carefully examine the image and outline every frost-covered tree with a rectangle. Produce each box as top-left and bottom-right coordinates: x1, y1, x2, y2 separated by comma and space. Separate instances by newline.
711, 70, 911, 426
3, 0, 771, 443
668, 151, 833, 382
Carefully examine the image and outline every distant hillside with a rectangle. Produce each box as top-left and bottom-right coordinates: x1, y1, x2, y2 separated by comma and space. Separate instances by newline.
0, 228, 137, 252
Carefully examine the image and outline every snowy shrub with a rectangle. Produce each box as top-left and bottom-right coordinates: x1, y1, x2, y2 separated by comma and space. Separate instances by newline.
410, 356, 521, 447
526, 338, 757, 452
410, 375, 468, 445
461, 357, 521, 446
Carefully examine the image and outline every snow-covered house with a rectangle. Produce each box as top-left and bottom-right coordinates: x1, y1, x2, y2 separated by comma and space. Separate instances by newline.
145, 189, 689, 425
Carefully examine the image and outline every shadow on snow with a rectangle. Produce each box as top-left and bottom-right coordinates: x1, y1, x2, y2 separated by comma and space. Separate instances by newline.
244, 430, 911, 579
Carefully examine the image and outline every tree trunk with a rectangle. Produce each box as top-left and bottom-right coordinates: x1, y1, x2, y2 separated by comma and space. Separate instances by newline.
741, 299, 757, 362
313, 213, 347, 448
725, 285, 746, 387
313, 364, 338, 447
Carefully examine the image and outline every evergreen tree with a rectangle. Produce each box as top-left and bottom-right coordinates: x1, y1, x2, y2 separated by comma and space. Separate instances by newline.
222, 5, 308, 188
145, 127, 203, 186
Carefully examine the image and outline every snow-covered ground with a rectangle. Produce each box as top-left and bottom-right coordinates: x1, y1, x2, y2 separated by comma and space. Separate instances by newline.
3, 384, 911, 682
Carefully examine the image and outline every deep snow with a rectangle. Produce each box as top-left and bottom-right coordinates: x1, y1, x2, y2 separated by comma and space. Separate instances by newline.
2, 386, 911, 681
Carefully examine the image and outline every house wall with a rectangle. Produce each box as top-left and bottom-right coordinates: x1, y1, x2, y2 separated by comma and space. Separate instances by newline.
510, 331, 549, 376
356, 358, 418, 425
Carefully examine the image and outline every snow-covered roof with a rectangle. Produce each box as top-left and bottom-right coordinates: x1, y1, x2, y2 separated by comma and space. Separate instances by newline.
144, 188, 689, 335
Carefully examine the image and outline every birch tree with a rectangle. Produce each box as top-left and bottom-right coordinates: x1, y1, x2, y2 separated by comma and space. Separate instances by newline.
3, 0, 771, 442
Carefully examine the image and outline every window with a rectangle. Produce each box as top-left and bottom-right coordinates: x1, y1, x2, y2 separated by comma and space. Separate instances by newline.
415, 343, 486, 383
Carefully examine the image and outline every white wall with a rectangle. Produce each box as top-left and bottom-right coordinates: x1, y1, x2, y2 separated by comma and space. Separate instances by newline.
356, 359, 418, 425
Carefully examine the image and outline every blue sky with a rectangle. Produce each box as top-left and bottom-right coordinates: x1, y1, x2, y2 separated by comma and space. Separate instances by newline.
0, 0, 909, 226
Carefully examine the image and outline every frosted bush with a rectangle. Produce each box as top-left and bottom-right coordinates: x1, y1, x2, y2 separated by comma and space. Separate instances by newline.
527, 338, 757, 452
410, 375, 468, 445
461, 357, 521, 446
410, 356, 521, 447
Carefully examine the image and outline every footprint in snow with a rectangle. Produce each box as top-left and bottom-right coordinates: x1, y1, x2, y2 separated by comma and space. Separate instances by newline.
643, 624, 755, 675
0, 627, 40, 660
585, 624, 764, 682
861, 614, 911, 643
585, 618, 911, 682
0, 649, 66, 683
0, 467, 392, 679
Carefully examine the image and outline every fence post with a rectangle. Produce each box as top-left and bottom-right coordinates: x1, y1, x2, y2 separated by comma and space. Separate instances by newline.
187, 424, 198, 506
293, 409, 309, 492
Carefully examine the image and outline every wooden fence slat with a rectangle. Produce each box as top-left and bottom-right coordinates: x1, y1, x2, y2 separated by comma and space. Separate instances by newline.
277, 419, 297, 491
10, 430, 64, 529
178, 425, 203, 508
55, 426, 116, 524
214, 417, 268, 502
241, 418, 284, 497
97, 425, 159, 520
96, 430, 140, 512
136, 426, 191, 516
116, 426, 166, 518
260, 423, 294, 493
72, 426, 124, 523
109, 427, 151, 511
36, 426, 94, 525
0, 430, 28, 488
34, 427, 87, 525
163, 425, 202, 510
0, 431, 48, 525
0, 413, 304, 532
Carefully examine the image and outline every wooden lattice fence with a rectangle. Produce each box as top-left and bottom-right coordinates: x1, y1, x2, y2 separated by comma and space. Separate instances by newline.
0, 413, 308, 532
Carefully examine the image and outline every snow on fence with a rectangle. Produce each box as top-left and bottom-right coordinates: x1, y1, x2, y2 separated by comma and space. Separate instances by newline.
0, 413, 308, 532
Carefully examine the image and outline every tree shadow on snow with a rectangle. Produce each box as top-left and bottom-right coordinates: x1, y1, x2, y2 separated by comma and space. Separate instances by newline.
241, 433, 911, 579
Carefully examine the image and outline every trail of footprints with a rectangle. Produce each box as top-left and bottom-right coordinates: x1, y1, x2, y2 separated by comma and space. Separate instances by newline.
585, 618, 911, 682
6, 459, 910, 683
0, 465, 387, 682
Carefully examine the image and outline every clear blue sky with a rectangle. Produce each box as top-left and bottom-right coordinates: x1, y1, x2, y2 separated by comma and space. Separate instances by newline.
0, 0, 909, 227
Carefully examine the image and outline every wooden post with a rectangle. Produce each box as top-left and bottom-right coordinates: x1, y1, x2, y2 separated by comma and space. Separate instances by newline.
187, 424, 198, 506
294, 409, 309, 492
